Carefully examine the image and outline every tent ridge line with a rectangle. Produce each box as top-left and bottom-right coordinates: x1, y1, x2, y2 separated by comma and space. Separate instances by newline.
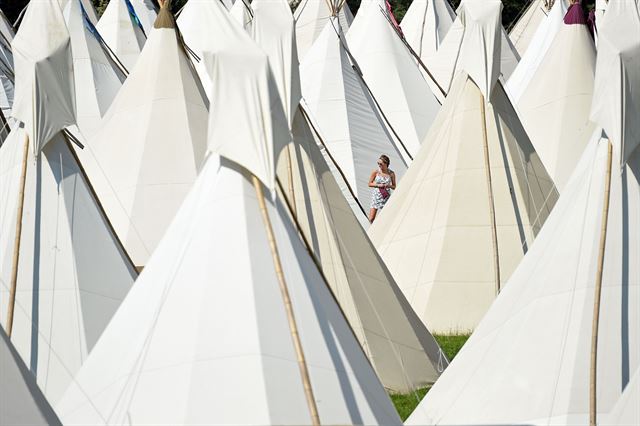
589, 139, 613, 426
6, 132, 29, 337
252, 175, 320, 426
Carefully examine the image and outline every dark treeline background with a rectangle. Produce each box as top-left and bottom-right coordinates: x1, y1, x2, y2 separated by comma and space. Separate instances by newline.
1, 0, 595, 39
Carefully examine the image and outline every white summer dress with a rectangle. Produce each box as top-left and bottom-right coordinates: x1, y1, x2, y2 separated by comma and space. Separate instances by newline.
370, 172, 392, 209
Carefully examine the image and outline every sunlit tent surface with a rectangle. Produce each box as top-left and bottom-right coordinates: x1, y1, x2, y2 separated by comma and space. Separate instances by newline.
300, 18, 407, 222
250, 0, 447, 392
294, 0, 353, 60
369, 0, 557, 334
509, 0, 561, 56
63, 0, 125, 139
347, 0, 441, 158
0, 0, 135, 404
603, 368, 640, 426
57, 0, 98, 24
55, 21, 402, 424
407, 2, 640, 424
81, 6, 208, 268
515, 1, 596, 191
400, 0, 455, 60
506, 0, 567, 103
96, 0, 147, 70
129, 0, 158, 34
0, 328, 61, 426
229, 0, 254, 31
426, 0, 520, 102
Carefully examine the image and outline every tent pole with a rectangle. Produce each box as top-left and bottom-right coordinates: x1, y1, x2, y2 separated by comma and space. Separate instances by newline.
589, 140, 613, 426
252, 175, 321, 426
6, 133, 29, 337
479, 94, 501, 295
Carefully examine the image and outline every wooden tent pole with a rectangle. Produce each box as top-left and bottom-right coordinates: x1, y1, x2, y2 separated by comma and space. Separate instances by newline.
479, 94, 501, 295
589, 140, 613, 426
6, 133, 30, 337
252, 175, 321, 426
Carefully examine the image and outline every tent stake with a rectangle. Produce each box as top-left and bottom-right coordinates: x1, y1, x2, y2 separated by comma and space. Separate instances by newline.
252, 175, 321, 426
6, 133, 29, 337
589, 140, 613, 426
480, 94, 501, 295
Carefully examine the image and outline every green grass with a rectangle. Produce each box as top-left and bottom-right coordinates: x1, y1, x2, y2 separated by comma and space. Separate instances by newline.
389, 334, 471, 421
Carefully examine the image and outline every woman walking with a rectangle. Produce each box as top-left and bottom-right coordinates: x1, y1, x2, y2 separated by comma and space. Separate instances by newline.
368, 155, 396, 223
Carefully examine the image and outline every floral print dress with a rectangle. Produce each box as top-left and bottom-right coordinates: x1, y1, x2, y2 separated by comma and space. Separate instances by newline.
370, 173, 392, 209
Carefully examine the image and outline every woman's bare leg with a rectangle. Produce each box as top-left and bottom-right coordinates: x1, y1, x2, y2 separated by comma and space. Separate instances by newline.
369, 208, 377, 223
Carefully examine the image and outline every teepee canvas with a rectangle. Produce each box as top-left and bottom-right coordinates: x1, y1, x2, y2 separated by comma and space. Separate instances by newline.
515, 2, 596, 191
57, 0, 98, 24
80, 4, 208, 268
0, 0, 136, 405
251, 0, 447, 392
229, 0, 254, 31
0, 8, 13, 121
346, 0, 441, 158
603, 368, 640, 426
424, 0, 520, 101
300, 18, 407, 221
55, 26, 402, 425
129, 0, 158, 34
96, 0, 147, 70
0, 328, 61, 426
63, 0, 125, 139
509, 0, 555, 56
400, 0, 456, 60
406, 2, 640, 424
294, 0, 353, 60
368, 0, 558, 334
506, 0, 567, 104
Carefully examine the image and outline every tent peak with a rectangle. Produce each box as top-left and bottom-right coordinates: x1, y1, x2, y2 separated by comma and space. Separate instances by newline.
154, 0, 175, 28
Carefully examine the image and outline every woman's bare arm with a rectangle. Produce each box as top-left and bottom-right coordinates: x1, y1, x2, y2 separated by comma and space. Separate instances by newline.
390, 171, 396, 189
368, 170, 379, 188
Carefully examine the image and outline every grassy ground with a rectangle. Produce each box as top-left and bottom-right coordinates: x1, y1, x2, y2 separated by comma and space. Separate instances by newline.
389, 334, 471, 421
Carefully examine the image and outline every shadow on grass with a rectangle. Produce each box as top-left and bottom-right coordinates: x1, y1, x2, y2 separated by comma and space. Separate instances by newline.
389, 334, 471, 421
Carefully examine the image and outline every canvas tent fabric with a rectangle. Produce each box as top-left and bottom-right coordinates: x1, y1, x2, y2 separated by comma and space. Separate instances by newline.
10, 0, 76, 154
406, 4, 640, 423
506, 0, 567, 104
0, 8, 13, 119
425, 0, 520, 102
229, 0, 254, 32
368, 1, 557, 334
300, 18, 407, 221
346, 0, 441, 158
96, 0, 147, 71
514, 13, 596, 191
178, 0, 252, 99
55, 33, 402, 424
0, 128, 137, 404
57, 0, 98, 24
63, 0, 125, 139
509, 0, 554, 56
400, 0, 456, 60
79, 7, 208, 267
589, 0, 640, 166
129, 0, 158, 34
603, 368, 640, 426
294, 0, 353, 61
251, 0, 301, 126
276, 108, 447, 392
0, 327, 61, 426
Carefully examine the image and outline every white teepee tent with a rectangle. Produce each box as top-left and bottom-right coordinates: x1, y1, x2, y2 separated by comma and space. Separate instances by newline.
63, 0, 125, 139
80, 4, 208, 268
57, 0, 99, 24
400, 0, 456, 60
129, 0, 158, 34
229, 0, 254, 31
55, 20, 402, 425
0, 0, 136, 404
251, 0, 447, 392
300, 18, 407, 222
368, 0, 558, 334
514, 4, 596, 191
424, 0, 520, 102
96, 0, 147, 70
294, 0, 353, 60
509, 0, 554, 56
346, 0, 441, 158
406, 2, 640, 424
506, 0, 567, 104
0, 328, 61, 426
